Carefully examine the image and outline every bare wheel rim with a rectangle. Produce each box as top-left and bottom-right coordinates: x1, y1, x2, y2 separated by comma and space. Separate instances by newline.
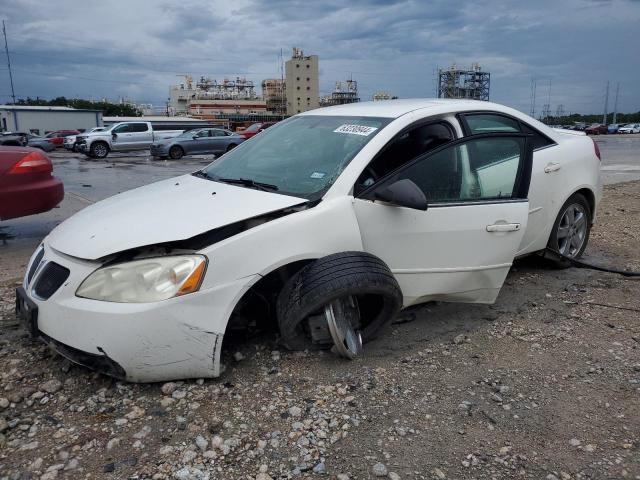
557, 203, 588, 257
324, 295, 363, 359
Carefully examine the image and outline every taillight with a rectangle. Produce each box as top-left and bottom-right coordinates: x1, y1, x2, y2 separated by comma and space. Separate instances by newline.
591, 138, 601, 161
8, 151, 53, 174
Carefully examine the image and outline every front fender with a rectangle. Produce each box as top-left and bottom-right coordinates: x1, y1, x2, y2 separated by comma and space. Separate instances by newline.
198, 196, 364, 290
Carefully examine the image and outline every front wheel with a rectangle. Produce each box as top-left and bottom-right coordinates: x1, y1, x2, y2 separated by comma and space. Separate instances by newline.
276, 252, 403, 354
546, 193, 592, 268
226, 143, 237, 152
89, 142, 109, 159
169, 145, 184, 160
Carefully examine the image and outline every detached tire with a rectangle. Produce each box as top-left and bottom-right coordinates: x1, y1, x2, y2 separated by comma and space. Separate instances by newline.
277, 252, 403, 351
545, 193, 592, 268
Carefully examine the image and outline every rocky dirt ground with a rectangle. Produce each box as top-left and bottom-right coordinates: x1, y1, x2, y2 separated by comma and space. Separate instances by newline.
0, 182, 638, 480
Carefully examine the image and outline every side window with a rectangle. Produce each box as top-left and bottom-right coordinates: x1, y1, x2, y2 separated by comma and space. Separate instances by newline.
131, 123, 149, 132
356, 122, 454, 192
372, 136, 528, 203
520, 123, 555, 149
112, 124, 131, 133
463, 113, 555, 150
465, 114, 520, 133
211, 130, 225, 137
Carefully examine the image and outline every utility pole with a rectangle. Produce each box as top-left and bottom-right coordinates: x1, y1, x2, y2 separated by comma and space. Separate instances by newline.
2, 20, 16, 105
612, 82, 619, 124
602, 81, 609, 125
529, 79, 537, 118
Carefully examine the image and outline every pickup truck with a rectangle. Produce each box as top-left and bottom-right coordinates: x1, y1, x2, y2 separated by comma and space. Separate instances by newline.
76, 121, 184, 159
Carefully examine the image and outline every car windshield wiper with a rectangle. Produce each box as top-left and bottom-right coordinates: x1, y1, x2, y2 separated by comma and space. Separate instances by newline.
217, 177, 279, 192
192, 170, 213, 180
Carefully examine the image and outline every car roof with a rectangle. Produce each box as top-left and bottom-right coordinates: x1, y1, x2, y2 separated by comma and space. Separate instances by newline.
298, 98, 558, 139
299, 98, 531, 119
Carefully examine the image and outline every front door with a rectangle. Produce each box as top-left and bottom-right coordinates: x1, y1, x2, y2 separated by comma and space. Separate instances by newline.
354, 133, 533, 306
110, 123, 134, 151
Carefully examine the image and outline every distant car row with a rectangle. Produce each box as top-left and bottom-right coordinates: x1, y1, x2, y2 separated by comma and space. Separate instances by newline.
1, 121, 279, 159
553, 123, 640, 135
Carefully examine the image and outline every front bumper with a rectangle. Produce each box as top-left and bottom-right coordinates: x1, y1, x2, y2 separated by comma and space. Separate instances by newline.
18, 244, 256, 382
149, 144, 170, 157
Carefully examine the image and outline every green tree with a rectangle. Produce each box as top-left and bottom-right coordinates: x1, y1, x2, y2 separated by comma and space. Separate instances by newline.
15, 96, 141, 117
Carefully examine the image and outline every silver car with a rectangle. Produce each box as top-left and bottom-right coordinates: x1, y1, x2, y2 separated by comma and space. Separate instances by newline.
150, 128, 245, 160
27, 134, 56, 152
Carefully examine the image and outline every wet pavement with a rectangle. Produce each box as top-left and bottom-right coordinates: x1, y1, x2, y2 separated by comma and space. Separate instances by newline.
0, 135, 638, 276
595, 133, 640, 184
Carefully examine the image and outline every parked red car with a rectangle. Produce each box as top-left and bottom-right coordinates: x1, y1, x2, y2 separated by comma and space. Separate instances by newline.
44, 130, 81, 147
584, 124, 608, 135
239, 122, 277, 139
0, 146, 64, 220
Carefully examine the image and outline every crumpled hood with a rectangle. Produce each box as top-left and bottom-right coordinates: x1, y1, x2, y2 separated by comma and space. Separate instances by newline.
48, 174, 307, 260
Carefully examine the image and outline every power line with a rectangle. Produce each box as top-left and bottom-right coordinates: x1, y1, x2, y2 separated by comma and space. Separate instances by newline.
2, 20, 16, 104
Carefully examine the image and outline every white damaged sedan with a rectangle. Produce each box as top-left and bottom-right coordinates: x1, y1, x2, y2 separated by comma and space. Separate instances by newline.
16, 99, 602, 382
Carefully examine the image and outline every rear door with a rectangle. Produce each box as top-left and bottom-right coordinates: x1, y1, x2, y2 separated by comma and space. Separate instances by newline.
458, 112, 558, 254
354, 133, 533, 306
129, 122, 153, 149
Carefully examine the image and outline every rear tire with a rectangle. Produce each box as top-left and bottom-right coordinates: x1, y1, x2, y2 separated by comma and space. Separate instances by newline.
276, 252, 403, 351
89, 141, 109, 159
169, 145, 184, 160
544, 193, 592, 268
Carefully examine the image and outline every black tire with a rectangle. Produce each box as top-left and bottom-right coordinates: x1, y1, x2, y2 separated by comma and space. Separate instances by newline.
276, 252, 403, 351
169, 145, 184, 160
545, 193, 592, 268
226, 143, 237, 152
89, 141, 109, 159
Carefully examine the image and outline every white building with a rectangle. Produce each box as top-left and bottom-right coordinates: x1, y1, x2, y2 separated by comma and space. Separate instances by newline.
0, 105, 103, 135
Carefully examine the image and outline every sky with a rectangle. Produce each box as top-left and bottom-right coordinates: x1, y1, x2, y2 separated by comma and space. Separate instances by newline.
0, 0, 638, 116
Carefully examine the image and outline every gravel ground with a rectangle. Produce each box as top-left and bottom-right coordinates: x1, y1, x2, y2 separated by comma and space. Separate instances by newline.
0, 181, 639, 480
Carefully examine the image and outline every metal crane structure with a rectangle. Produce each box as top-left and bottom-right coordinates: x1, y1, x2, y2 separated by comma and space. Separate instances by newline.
437, 63, 490, 101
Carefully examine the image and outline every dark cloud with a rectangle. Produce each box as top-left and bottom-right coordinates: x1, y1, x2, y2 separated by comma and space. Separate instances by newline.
0, 0, 638, 114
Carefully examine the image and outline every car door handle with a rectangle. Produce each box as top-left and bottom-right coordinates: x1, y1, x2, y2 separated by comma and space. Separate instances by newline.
544, 162, 561, 173
486, 223, 521, 232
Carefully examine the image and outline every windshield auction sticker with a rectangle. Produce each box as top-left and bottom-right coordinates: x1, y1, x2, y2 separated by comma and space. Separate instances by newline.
333, 124, 378, 136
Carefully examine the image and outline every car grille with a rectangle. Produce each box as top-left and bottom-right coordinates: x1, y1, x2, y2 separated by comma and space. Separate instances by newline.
33, 262, 70, 300
27, 247, 45, 285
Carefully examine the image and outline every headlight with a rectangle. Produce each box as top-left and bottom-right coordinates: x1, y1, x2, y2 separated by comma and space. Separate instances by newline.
76, 255, 207, 303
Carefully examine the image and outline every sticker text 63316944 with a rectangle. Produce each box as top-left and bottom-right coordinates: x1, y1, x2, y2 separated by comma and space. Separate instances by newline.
333, 124, 378, 136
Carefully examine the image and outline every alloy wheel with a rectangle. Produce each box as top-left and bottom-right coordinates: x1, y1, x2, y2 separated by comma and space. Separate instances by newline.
324, 295, 363, 359
557, 203, 588, 257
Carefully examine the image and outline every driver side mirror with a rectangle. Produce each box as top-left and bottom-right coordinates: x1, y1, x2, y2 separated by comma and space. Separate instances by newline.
374, 179, 428, 211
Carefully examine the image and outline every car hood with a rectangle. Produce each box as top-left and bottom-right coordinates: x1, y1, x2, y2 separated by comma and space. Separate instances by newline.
48, 174, 307, 260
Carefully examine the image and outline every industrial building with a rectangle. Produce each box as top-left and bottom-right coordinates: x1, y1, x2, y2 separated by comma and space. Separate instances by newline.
0, 105, 103, 135
262, 79, 286, 115
285, 48, 319, 115
437, 64, 490, 101
320, 80, 360, 107
373, 91, 397, 101
168, 75, 268, 120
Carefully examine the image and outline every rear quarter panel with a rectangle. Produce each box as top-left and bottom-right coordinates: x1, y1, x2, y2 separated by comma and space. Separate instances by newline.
523, 132, 601, 254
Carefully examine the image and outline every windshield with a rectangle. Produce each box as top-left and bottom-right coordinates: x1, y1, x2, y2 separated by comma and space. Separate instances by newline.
201, 115, 391, 199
